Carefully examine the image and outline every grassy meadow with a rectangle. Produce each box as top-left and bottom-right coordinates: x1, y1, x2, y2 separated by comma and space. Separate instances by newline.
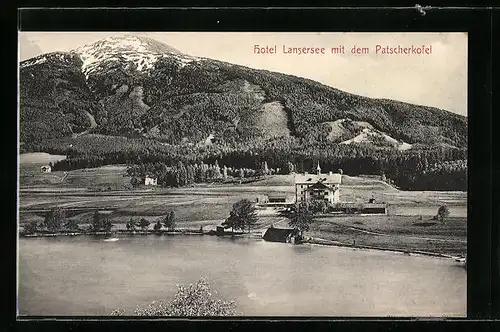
19, 154, 467, 255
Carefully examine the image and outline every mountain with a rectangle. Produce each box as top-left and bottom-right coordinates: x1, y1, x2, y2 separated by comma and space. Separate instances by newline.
19, 35, 468, 151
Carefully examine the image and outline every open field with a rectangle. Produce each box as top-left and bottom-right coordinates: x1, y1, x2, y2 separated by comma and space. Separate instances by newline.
19, 166, 467, 207
19, 170, 467, 219
20, 164, 132, 190
19, 159, 467, 254
309, 215, 466, 255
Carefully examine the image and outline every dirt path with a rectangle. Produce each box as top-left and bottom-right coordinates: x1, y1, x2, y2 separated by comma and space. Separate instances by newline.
60, 172, 68, 182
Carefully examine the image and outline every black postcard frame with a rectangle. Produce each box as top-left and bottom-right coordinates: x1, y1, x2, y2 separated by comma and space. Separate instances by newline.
9, 6, 495, 331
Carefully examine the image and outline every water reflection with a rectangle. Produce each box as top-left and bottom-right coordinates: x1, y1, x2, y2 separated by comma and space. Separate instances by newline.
18, 235, 466, 317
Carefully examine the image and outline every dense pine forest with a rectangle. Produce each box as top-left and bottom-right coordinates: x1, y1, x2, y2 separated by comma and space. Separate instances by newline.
31, 134, 467, 191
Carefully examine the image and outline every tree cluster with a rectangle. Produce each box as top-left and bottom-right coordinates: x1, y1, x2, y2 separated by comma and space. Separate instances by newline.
126, 211, 177, 232
22, 207, 80, 235
90, 210, 113, 232
222, 199, 258, 233
288, 203, 314, 239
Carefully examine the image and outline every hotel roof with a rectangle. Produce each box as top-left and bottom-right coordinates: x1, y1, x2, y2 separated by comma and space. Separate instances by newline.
306, 181, 331, 190
294, 173, 342, 185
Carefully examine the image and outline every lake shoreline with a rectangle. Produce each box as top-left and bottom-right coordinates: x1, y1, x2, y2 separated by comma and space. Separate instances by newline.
19, 229, 464, 261
20, 229, 210, 237
305, 237, 459, 259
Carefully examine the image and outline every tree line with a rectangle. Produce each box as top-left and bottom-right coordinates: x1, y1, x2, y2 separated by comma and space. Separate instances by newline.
37, 132, 467, 191
21, 208, 179, 235
127, 160, 281, 187
22, 208, 113, 235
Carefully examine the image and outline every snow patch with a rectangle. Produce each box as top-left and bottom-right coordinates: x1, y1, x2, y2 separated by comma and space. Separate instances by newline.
203, 134, 215, 146
340, 128, 413, 151
169, 54, 200, 69
72, 35, 201, 79
20, 56, 47, 69
399, 142, 413, 151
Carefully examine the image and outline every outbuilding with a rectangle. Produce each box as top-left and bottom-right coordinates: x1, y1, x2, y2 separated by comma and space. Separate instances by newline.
267, 194, 287, 203
40, 165, 51, 173
144, 175, 158, 186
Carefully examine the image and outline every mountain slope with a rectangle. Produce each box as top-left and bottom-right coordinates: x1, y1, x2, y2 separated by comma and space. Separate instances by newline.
19, 52, 97, 143
19, 36, 468, 150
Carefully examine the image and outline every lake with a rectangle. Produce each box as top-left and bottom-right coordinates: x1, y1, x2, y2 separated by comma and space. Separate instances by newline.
18, 235, 466, 317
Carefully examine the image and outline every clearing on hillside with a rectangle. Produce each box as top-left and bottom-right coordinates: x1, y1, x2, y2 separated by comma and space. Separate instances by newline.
324, 119, 374, 141
340, 128, 413, 151
19, 153, 67, 166
256, 101, 291, 139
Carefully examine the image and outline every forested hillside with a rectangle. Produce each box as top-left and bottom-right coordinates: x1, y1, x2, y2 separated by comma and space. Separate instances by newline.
19, 36, 468, 191
19, 52, 99, 143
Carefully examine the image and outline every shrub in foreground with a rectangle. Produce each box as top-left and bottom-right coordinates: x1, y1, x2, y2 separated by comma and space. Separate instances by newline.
436, 205, 450, 224
111, 277, 237, 316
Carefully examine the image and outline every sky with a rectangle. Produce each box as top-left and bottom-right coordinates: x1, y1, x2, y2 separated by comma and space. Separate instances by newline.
19, 32, 468, 116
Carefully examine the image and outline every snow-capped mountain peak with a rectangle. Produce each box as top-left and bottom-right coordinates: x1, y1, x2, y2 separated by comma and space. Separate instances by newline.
71, 35, 199, 79
73, 36, 182, 57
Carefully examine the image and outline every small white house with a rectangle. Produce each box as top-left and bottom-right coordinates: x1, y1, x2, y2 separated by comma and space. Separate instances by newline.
40, 165, 51, 173
144, 175, 157, 186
